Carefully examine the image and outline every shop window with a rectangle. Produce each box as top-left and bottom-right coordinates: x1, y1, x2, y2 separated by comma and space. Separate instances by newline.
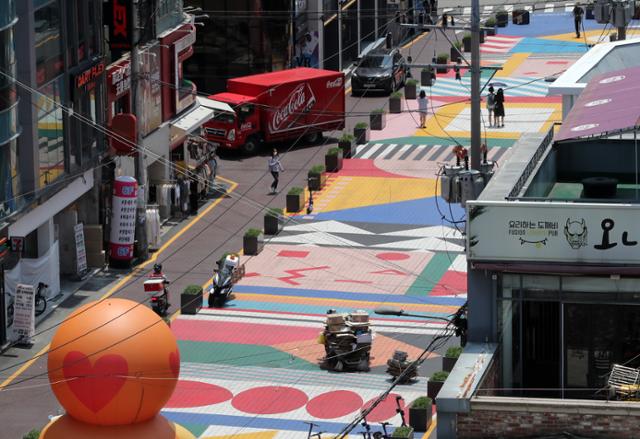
37, 77, 65, 187
0, 138, 20, 218
0, 27, 17, 114
34, 0, 63, 87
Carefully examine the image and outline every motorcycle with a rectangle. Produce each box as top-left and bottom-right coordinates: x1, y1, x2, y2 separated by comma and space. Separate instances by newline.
209, 254, 239, 308
144, 277, 170, 316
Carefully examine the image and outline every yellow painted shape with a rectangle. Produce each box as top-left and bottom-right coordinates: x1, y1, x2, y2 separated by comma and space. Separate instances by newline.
422, 418, 438, 438
316, 176, 437, 212
495, 53, 530, 78
542, 29, 616, 42
203, 431, 278, 439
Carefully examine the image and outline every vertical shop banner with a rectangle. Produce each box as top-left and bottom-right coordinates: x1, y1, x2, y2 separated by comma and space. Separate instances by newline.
174, 29, 197, 114
140, 44, 163, 135
74, 223, 87, 275
107, 0, 133, 50
13, 284, 35, 341
109, 176, 138, 261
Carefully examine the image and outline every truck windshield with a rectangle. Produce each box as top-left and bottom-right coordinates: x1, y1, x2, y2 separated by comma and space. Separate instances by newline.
212, 111, 235, 124
360, 55, 392, 68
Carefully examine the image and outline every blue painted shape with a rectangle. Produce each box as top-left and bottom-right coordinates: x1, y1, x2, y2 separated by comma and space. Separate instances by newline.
163, 411, 393, 434
498, 12, 606, 38
296, 197, 465, 226
511, 37, 589, 53
233, 284, 466, 306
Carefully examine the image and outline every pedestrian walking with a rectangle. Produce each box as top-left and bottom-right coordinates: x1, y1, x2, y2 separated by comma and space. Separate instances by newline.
494, 88, 505, 128
207, 151, 218, 193
417, 90, 428, 128
268, 149, 284, 194
486, 86, 496, 127
573, 3, 584, 38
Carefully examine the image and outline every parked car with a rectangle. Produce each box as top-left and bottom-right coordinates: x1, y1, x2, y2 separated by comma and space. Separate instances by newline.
351, 49, 407, 96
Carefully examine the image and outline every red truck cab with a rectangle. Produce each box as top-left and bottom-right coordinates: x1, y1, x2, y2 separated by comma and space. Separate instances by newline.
204, 68, 345, 154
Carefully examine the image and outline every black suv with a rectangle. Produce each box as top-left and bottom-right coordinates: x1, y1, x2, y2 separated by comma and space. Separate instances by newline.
351, 49, 407, 96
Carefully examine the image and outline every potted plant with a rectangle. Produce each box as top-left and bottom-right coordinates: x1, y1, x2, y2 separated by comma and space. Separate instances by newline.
389, 91, 403, 114
451, 41, 463, 62
353, 122, 369, 145
286, 186, 305, 212
264, 207, 284, 235
408, 396, 432, 432
436, 53, 449, 74
421, 67, 433, 86
479, 28, 485, 43
443, 346, 463, 372
338, 133, 355, 158
496, 9, 508, 27
427, 370, 450, 400
391, 425, 415, 438
370, 108, 387, 130
484, 17, 497, 36
181, 284, 203, 315
325, 147, 343, 172
243, 228, 264, 255
308, 164, 327, 191
405, 79, 418, 99
462, 33, 472, 52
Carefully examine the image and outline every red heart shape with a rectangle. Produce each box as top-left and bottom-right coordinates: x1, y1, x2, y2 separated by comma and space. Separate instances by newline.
63, 351, 128, 413
169, 350, 180, 377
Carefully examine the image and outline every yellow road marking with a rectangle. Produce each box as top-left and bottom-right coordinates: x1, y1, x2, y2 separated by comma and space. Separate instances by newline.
403, 31, 429, 49
496, 53, 530, 78
0, 176, 238, 390
422, 417, 437, 438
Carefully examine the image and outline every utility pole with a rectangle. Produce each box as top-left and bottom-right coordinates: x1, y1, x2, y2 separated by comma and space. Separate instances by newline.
132, 1, 149, 262
470, 0, 481, 171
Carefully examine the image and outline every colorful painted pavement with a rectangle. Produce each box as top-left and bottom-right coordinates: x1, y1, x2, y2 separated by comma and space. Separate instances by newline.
163, 10, 626, 438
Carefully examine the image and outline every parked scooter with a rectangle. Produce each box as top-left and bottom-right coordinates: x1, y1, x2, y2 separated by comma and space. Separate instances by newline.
144, 263, 170, 316
209, 254, 239, 308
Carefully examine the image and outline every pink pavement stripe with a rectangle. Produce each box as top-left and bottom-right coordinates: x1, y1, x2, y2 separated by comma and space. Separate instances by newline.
172, 318, 320, 345
430, 271, 468, 297
339, 159, 415, 178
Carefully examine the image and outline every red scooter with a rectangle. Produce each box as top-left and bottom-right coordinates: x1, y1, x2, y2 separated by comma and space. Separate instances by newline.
144, 264, 170, 316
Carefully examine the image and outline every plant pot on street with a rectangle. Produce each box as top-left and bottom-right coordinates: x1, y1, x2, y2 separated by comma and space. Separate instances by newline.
338, 135, 355, 158
462, 34, 472, 52
181, 284, 203, 315
286, 187, 305, 212
421, 69, 433, 86
370, 110, 387, 130
354, 124, 369, 145
486, 25, 496, 36
243, 229, 264, 255
496, 11, 508, 27
479, 29, 485, 43
264, 208, 283, 235
436, 54, 449, 74
389, 93, 402, 114
450, 45, 462, 61
427, 371, 449, 400
391, 425, 415, 438
404, 80, 418, 99
325, 148, 343, 172
408, 397, 432, 432
308, 165, 326, 191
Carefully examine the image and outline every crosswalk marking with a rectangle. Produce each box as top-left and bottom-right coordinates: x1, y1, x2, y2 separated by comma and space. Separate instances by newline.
382, 144, 403, 159
359, 143, 382, 159
399, 144, 420, 159
414, 145, 435, 160
483, 5, 494, 14
545, 2, 555, 12
369, 143, 394, 159
565, 4, 574, 11
353, 143, 511, 164
447, 1, 579, 17
429, 145, 450, 161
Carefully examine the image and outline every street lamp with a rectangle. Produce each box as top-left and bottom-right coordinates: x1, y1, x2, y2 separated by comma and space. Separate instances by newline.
374, 306, 451, 323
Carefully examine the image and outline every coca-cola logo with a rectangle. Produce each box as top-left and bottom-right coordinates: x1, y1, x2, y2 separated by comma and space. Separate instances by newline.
326, 77, 343, 88
269, 84, 315, 133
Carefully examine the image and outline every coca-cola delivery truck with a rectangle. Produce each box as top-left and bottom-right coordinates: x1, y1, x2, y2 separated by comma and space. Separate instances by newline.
204, 68, 345, 154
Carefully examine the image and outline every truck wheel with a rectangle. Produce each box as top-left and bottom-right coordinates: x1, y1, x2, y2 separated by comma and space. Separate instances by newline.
304, 131, 322, 145
242, 138, 259, 155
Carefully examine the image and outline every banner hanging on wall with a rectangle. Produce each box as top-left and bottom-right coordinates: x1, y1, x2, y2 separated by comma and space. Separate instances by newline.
109, 176, 138, 261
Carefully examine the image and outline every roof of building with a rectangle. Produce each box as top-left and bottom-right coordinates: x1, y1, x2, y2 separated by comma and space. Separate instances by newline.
555, 66, 640, 141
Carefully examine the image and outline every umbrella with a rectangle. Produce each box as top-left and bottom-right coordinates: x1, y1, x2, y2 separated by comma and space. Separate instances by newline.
487, 81, 507, 87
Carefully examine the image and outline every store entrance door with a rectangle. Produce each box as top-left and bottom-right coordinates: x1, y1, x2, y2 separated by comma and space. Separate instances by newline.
522, 301, 560, 397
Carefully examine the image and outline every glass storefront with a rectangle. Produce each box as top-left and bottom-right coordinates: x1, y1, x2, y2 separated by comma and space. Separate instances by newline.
184, 0, 292, 93
36, 76, 65, 186
498, 274, 640, 399
34, 0, 63, 87
66, 0, 100, 67
0, 138, 19, 218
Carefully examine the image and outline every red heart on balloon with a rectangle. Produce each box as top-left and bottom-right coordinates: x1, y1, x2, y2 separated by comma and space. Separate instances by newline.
169, 350, 180, 377
63, 351, 128, 413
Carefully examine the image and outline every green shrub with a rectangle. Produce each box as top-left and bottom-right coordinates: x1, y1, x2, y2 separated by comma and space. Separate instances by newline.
183, 284, 203, 295
244, 228, 262, 238
485, 16, 496, 27
288, 186, 304, 196
309, 164, 325, 175
391, 91, 403, 99
410, 396, 432, 409
436, 53, 449, 63
327, 147, 341, 156
496, 9, 508, 17
454, 40, 463, 49
446, 346, 463, 358
391, 425, 414, 437
462, 32, 471, 42
266, 207, 283, 217
23, 430, 40, 439
371, 108, 386, 114
421, 67, 432, 73
355, 122, 368, 129
406, 78, 419, 86
431, 370, 450, 382
339, 132, 355, 142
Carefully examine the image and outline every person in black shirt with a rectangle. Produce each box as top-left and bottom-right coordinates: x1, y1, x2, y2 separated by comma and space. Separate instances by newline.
573, 3, 584, 38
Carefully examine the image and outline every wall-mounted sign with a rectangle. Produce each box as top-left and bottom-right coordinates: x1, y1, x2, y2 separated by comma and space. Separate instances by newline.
107, 0, 133, 50
74, 223, 87, 275
467, 201, 640, 264
173, 27, 197, 114
107, 58, 131, 101
10, 236, 23, 253
109, 176, 138, 261
72, 59, 106, 95
13, 284, 35, 341
140, 44, 163, 135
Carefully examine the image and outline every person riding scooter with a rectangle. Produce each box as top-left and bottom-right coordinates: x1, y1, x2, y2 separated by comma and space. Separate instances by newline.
210, 254, 239, 308
145, 263, 170, 316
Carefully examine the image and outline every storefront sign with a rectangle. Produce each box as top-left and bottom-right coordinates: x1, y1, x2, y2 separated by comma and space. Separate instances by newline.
467, 201, 640, 264
140, 44, 163, 135
72, 59, 105, 95
107, 59, 131, 100
109, 176, 138, 261
107, 0, 133, 50
10, 236, 24, 253
13, 284, 35, 341
174, 28, 197, 114
74, 223, 87, 275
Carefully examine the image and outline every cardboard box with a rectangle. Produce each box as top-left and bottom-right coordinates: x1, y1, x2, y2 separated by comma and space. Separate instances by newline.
86, 251, 105, 267
83, 225, 103, 242
84, 239, 103, 253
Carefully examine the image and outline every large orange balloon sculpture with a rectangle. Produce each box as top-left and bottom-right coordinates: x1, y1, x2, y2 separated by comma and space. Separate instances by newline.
40, 298, 195, 439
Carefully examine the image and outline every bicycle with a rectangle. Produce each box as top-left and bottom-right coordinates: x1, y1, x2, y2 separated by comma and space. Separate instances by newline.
35, 282, 48, 317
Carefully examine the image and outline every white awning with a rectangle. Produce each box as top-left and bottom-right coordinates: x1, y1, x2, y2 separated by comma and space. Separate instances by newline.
197, 96, 235, 114
169, 101, 215, 144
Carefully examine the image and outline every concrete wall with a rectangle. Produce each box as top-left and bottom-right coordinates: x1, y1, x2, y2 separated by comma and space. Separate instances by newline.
456, 396, 640, 439
467, 268, 496, 344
